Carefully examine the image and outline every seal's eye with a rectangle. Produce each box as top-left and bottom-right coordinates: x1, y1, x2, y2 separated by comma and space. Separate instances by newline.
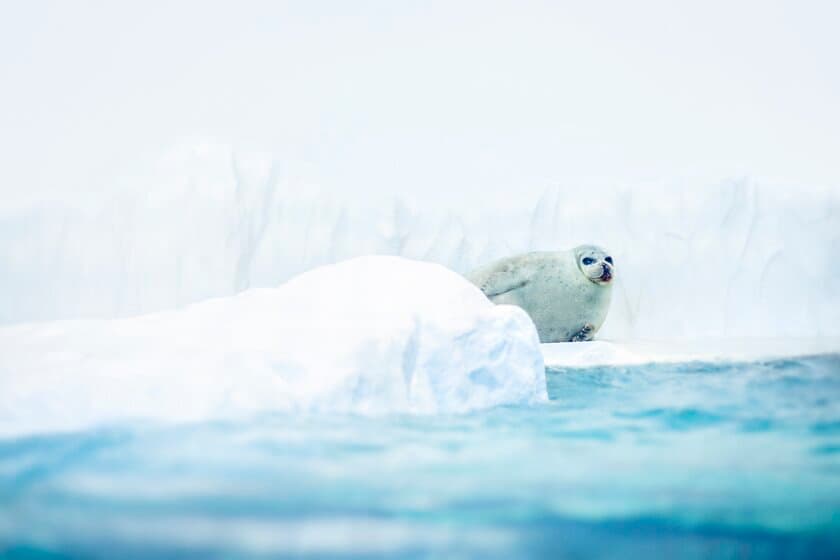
582, 257, 595, 266
605, 256, 613, 265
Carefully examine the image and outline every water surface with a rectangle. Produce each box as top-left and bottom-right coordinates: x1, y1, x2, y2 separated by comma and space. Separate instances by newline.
2, 355, 839, 559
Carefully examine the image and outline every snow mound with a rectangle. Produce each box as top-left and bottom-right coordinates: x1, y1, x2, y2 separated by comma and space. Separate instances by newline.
0, 256, 546, 437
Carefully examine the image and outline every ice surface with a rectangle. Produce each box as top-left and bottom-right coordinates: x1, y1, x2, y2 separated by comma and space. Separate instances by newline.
0, 139, 838, 340
0, 256, 546, 437
542, 338, 840, 368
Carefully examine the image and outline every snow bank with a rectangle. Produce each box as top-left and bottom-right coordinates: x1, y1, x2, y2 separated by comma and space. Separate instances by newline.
0, 256, 546, 437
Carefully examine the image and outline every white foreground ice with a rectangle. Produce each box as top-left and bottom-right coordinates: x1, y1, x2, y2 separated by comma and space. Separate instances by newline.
0, 256, 546, 437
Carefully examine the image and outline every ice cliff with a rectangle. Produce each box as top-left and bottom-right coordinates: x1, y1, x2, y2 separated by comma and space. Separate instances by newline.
1, 140, 838, 338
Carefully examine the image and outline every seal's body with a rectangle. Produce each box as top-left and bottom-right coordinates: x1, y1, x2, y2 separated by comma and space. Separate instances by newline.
467, 245, 615, 343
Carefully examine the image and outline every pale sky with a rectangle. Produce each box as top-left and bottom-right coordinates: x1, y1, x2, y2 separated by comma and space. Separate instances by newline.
1, 0, 838, 209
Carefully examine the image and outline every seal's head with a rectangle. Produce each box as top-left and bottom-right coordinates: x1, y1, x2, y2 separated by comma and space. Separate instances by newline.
574, 245, 615, 285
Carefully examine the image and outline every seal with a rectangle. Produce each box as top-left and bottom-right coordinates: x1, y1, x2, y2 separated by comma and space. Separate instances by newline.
466, 245, 615, 343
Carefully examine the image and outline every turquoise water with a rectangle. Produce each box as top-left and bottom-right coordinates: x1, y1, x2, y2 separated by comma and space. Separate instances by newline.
1, 355, 839, 559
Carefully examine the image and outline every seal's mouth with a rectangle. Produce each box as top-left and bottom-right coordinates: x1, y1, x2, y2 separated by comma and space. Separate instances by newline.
598, 268, 613, 283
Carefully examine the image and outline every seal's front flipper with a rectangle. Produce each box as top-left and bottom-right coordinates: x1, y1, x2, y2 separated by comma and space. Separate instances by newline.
467, 257, 537, 299
570, 323, 595, 342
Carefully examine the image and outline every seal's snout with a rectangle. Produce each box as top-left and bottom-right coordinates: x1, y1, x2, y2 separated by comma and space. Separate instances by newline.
599, 265, 613, 282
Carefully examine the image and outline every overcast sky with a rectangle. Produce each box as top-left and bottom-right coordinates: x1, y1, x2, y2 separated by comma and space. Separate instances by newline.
1, 0, 838, 209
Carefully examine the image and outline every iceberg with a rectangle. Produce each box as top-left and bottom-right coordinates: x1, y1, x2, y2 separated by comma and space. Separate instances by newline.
0, 256, 546, 437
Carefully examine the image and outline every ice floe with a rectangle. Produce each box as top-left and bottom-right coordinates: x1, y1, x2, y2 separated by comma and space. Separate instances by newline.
0, 256, 545, 437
